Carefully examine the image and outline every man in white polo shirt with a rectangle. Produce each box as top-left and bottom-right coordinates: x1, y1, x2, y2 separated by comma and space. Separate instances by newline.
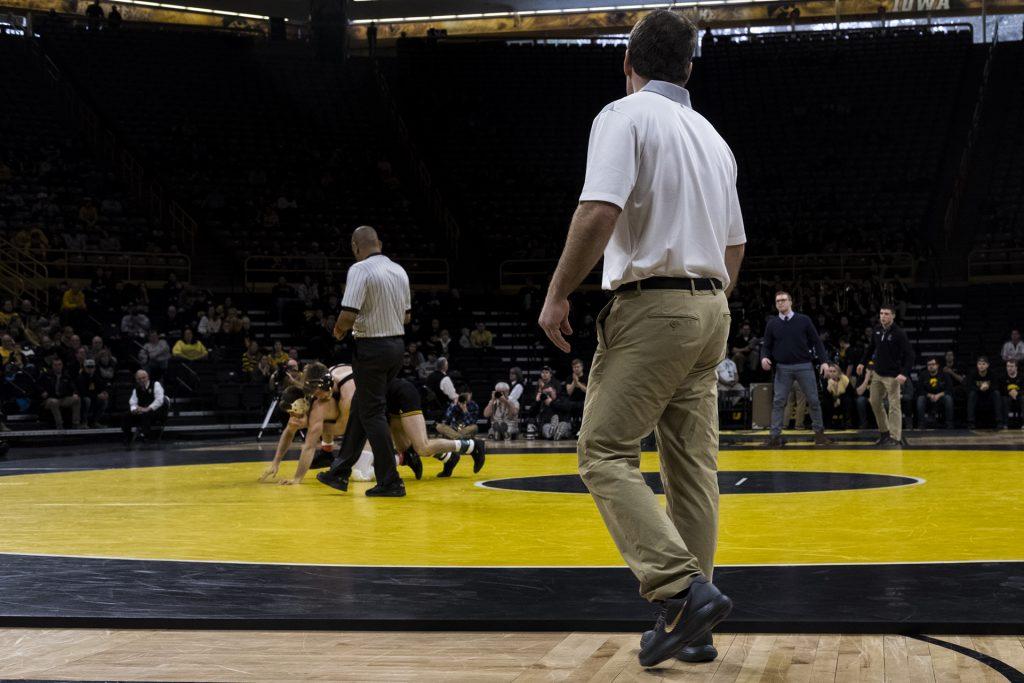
538, 10, 745, 669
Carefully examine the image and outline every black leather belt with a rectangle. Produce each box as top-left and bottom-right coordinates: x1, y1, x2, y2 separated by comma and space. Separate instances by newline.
614, 276, 723, 294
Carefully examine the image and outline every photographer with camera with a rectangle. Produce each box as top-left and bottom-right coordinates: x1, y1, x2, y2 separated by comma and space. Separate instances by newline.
485, 381, 520, 440
437, 390, 480, 440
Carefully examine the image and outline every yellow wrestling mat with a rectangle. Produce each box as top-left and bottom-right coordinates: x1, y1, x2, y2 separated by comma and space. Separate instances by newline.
0, 449, 1021, 567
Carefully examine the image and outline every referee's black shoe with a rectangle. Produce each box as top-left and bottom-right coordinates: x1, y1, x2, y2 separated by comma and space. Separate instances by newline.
316, 471, 348, 492
438, 452, 460, 477
637, 576, 732, 668
471, 439, 486, 473
366, 480, 406, 497
404, 448, 423, 480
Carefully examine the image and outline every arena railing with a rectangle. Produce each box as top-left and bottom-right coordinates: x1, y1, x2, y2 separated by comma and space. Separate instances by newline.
967, 248, 1024, 283
243, 256, 450, 291
40, 250, 192, 284
499, 252, 915, 290
0, 236, 51, 307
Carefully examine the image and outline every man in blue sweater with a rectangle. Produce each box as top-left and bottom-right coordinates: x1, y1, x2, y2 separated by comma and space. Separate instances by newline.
760, 291, 833, 447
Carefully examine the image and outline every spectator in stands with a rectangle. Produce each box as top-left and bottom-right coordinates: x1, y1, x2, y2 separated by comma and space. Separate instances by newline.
485, 381, 519, 440
140, 331, 170, 378
120, 306, 151, 343
563, 358, 589, 416
436, 329, 454, 357
39, 358, 81, 429
508, 367, 525, 405
458, 328, 472, 350
398, 352, 418, 382
470, 322, 494, 349
296, 276, 319, 308
407, 342, 425, 369
536, 386, 573, 440
123, 369, 166, 446
1002, 359, 1022, 428
854, 367, 873, 429
76, 358, 109, 428
107, 4, 122, 29
417, 351, 438, 382
60, 282, 88, 329
271, 277, 297, 322
1001, 330, 1024, 363
163, 274, 184, 306
266, 340, 289, 369
197, 306, 222, 341
942, 350, 966, 388
716, 353, 745, 411
69, 346, 88, 377
0, 299, 18, 328
172, 328, 209, 362
966, 356, 1004, 429
824, 364, 855, 429
915, 357, 954, 429
87, 335, 105, 360
438, 391, 480, 440
426, 357, 458, 407
84, 0, 104, 29
533, 366, 563, 403
95, 346, 117, 382
241, 341, 266, 382
78, 198, 98, 227
730, 322, 758, 380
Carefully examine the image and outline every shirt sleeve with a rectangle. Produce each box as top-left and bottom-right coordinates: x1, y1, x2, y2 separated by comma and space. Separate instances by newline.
151, 382, 165, 411
341, 265, 368, 313
129, 389, 138, 411
579, 108, 639, 209
440, 376, 458, 402
725, 148, 747, 247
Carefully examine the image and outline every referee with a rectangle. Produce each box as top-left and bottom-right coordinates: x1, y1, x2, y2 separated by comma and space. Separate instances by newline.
538, 11, 744, 668
317, 226, 411, 497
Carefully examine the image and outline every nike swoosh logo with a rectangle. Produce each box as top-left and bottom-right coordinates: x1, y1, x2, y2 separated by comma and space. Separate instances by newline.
663, 598, 688, 634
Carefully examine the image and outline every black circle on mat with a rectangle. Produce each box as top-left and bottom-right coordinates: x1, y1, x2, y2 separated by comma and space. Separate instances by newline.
481, 471, 919, 495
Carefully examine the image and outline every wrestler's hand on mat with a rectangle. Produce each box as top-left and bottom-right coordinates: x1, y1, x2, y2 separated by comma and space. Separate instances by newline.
258, 465, 279, 482
538, 297, 572, 353
278, 477, 301, 486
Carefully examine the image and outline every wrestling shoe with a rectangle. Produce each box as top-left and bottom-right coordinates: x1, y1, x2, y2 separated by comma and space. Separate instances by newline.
310, 448, 333, 469
316, 471, 348, 492
637, 576, 732, 668
366, 480, 406, 497
404, 448, 423, 480
639, 631, 718, 664
438, 452, 461, 478
471, 439, 486, 473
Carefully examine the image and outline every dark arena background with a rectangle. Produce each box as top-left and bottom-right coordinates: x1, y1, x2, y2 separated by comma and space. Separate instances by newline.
1, 0, 1023, 677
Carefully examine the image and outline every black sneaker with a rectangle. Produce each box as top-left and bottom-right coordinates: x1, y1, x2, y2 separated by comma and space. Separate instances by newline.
366, 480, 406, 497
438, 452, 461, 478
639, 631, 718, 664
637, 576, 732, 668
470, 439, 486, 473
762, 435, 784, 448
310, 449, 333, 470
316, 471, 349, 492
873, 432, 890, 445
899, 436, 911, 447
404, 448, 423, 480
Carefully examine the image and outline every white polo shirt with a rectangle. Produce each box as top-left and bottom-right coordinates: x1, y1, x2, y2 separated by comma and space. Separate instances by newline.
580, 80, 746, 290
340, 253, 411, 338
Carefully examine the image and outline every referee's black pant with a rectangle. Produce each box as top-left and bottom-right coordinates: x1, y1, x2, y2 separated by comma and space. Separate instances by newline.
329, 336, 405, 486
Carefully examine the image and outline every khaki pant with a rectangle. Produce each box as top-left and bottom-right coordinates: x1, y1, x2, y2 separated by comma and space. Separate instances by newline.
436, 423, 479, 440
44, 396, 80, 428
578, 288, 730, 603
869, 374, 903, 440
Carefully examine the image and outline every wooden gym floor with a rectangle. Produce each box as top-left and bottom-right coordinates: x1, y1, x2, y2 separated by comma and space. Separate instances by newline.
3, 629, 1024, 681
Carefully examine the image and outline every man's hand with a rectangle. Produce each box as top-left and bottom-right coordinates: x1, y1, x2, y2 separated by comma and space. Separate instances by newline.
761, 358, 772, 372
819, 363, 830, 377
258, 464, 279, 482
538, 297, 572, 353
896, 374, 907, 385
856, 364, 865, 376
332, 324, 348, 341
278, 477, 301, 486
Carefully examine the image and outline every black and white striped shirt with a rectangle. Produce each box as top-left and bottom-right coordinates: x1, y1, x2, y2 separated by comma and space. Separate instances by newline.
340, 254, 410, 338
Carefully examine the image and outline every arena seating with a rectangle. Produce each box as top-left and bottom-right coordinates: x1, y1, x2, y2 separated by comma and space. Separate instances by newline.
393, 28, 974, 266
39, 28, 437, 264
0, 36, 166, 255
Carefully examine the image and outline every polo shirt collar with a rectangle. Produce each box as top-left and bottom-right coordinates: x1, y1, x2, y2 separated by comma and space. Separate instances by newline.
641, 80, 692, 108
